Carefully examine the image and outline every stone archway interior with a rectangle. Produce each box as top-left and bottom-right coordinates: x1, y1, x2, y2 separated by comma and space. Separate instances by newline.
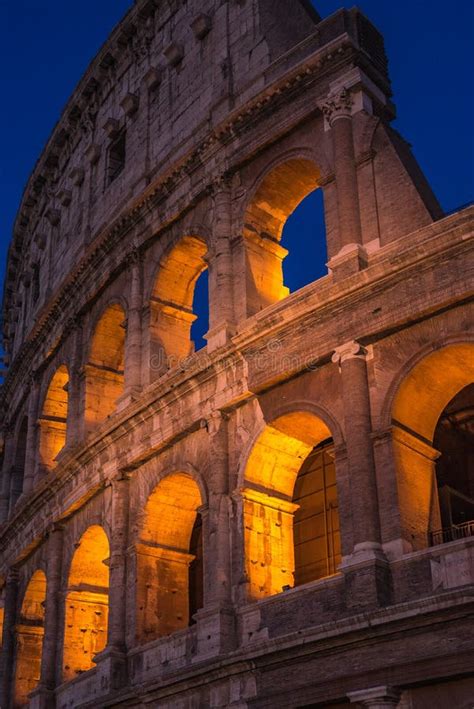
13, 570, 46, 707
136, 472, 203, 642
63, 525, 109, 680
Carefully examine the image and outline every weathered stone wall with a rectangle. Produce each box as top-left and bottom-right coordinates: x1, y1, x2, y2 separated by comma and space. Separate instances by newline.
0, 1, 473, 707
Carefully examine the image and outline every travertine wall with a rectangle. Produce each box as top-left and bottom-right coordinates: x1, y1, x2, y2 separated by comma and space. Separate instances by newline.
0, 1, 473, 708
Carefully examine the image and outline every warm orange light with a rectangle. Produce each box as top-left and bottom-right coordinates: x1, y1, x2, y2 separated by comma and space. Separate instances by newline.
136, 473, 202, 642
391, 343, 474, 549
39, 365, 69, 470
63, 526, 109, 680
85, 304, 125, 426
149, 236, 207, 365
13, 570, 46, 707
243, 412, 331, 600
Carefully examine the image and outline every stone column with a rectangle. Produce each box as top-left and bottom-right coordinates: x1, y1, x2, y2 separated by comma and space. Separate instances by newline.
206, 178, 236, 351
94, 474, 129, 689
0, 569, 19, 709
23, 374, 41, 494
123, 249, 143, 401
30, 525, 64, 706
0, 427, 15, 522
348, 685, 401, 708
322, 88, 366, 276
332, 341, 390, 607
195, 411, 235, 657
66, 317, 84, 448
107, 474, 129, 651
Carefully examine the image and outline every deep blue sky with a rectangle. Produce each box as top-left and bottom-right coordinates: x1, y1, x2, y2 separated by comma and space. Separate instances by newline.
0, 0, 473, 350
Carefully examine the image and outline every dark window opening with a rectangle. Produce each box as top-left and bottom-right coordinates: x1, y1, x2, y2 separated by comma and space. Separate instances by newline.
188, 513, 204, 623
107, 131, 126, 184
32, 263, 40, 304
293, 438, 340, 586
10, 416, 28, 509
431, 383, 474, 544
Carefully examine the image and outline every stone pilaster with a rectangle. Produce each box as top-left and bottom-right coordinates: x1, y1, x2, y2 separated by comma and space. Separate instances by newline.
123, 248, 143, 400
94, 474, 129, 690
348, 685, 401, 708
206, 177, 236, 351
0, 569, 19, 709
321, 88, 367, 278
332, 341, 390, 608
30, 524, 64, 708
66, 317, 84, 448
0, 426, 15, 521
194, 411, 236, 658
23, 374, 41, 494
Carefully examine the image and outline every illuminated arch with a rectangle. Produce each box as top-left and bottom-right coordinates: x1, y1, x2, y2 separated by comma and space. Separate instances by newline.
136, 472, 203, 642
13, 570, 46, 706
391, 343, 474, 549
242, 411, 340, 600
63, 525, 110, 680
240, 158, 321, 314
148, 236, 208, 377
38, 365, 69, 472
85, 304, 125, 427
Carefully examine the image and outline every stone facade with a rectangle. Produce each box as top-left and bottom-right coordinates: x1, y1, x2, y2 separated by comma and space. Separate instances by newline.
1, 1, 473, 707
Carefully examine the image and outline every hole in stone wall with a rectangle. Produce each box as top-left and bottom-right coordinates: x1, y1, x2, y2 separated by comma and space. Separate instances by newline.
293, 438, 340, 586
63, 526, 110, 681
281, 189, 327, 293
13, 570, 46, 706
191, 269, 209, 352
107, 131, 126, 184
433, 383, 474, 537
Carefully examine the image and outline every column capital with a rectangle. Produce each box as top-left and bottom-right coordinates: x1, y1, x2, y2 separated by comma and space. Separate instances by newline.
206, 409, 230, 436
332, 340, 367, 366
210, 172, 232, 197
46, 521, 65, 537
320, 87, 353, 126
347, 685, 401, 707
125, 244, 143, 268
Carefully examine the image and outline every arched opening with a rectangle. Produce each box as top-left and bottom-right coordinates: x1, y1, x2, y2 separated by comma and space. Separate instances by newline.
85, 304, 125, 427
13, 570, 46, 707
148, 236, 208, 378
432, 383, 474, 543
293, 439, 340, 586
38, 365, 69, 473
281, 189, 327, 291
136, 473, 203, 643
391, 343, 474, 549
241, 158, 323, 317
63, 526, 109, 680
10, 417, 28, 507
242, 412, 340, 600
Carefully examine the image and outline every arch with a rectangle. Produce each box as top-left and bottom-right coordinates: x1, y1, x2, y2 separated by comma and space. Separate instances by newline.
10, 416, 28, 506
239, 157, 323, 316
62, 525, 110, 680
390, 343, 474, 549
136, 472, 203, 643
85, 304, 125, 427
13, 570, 46, 707
241, 411, 340, 600
148, 235, 208, 377
38, 365, 69, 472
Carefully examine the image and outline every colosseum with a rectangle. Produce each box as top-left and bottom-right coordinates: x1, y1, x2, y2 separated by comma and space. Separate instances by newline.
0, 0, 473, 707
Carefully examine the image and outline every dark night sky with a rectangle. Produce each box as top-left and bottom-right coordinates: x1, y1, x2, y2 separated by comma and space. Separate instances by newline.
0, 0, 473, 350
